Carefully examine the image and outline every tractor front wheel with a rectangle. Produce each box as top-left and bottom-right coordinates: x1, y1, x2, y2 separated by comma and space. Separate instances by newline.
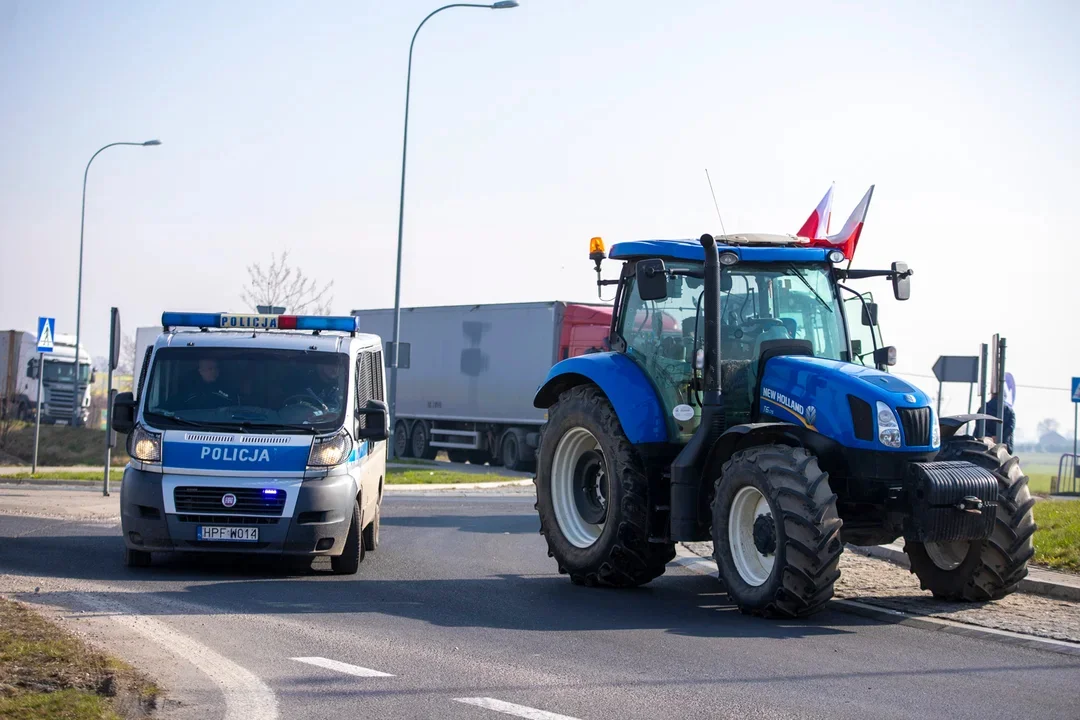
905, 436, 1035, 601
535, 385, 673, 587
711, 445, 843, 618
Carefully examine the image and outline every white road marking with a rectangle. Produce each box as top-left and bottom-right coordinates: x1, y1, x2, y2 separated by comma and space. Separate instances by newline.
455, 697, 582, 720
290, 656, 395, 677
672, 546, 719, 576
79, 594, 278, 720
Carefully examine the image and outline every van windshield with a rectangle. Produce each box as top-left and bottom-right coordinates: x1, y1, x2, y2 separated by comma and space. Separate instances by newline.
143, 347, 349, 433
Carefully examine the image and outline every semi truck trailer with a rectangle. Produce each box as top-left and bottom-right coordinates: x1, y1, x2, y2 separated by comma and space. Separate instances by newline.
1, 330, 93, 424
351, 301, 611, 470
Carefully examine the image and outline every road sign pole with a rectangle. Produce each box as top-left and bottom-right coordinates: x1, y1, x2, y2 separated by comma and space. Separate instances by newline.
977, 343, 988, 437
31, 352, 43, 475
104, 308, 120, 497
995, 337, 1007, 444
936, 379, 942, 418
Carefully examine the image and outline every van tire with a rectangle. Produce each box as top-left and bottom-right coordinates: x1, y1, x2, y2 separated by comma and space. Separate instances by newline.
332, 500, 364, 574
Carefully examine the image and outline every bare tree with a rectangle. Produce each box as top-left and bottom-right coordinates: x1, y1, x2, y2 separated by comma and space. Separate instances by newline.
1037, 418, 1060, 438
118, 334, 136, 375
240, 251, 334, 315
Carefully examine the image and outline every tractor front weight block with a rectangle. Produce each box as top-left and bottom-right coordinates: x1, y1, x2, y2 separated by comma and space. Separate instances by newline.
903, 461, 998, 543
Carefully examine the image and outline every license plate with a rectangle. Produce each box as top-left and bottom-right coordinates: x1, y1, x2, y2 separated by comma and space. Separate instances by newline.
197, 526, 259, 542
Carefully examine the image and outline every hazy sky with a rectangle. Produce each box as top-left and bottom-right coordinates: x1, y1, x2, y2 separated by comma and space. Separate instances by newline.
1, 0, 1077, 438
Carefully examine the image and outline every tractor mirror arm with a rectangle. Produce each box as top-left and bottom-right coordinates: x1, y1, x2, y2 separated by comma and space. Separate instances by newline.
840, 268, 915, 281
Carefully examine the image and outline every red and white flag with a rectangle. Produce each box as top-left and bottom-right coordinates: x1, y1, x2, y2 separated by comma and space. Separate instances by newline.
826, 185, 875, 259
797, 185, 833, 239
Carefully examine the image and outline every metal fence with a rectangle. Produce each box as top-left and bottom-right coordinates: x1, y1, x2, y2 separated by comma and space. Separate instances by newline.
1054, 453, 1079, 495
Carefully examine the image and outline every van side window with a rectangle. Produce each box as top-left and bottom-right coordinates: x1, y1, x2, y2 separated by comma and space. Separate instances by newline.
355, 350, 384, 429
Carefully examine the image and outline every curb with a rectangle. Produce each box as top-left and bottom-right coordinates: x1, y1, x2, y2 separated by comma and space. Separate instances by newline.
0, 476, 535, 492
673, 546, 1080, 657
847, 543, 1080, 603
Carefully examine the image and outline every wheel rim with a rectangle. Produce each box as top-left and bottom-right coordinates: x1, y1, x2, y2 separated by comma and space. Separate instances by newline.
551, 427, 607, 549
728, 486, 776, 587
925, 540, 969, 571
411, 425, 426, 456
394, 423, 408, 457
503, 435, 519, 467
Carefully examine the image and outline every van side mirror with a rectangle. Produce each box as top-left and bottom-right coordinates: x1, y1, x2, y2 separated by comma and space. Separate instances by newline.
861, 302, 878, 326
27, 358, 38, 379
635, 259, 668, 301
874, 346, 897, 368
112, 391, 137, 435
356, 399, 389, 441
891, 262, 911, 301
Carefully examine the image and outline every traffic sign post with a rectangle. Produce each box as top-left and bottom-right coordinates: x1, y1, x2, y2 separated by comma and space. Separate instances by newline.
31, 317, 56, 475
103, 308, 120, 497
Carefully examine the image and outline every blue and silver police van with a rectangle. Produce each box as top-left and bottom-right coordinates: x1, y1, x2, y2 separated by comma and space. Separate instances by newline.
111, 312, 388, 574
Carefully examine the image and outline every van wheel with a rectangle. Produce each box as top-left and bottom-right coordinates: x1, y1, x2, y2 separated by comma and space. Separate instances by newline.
124, 548, 151, 568
363, 505, 380, 552
332, 500, 364, 574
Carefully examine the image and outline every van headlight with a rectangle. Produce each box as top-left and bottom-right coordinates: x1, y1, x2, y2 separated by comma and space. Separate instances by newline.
129, 426, 162, 462
876, 402, 902, 448
308, 430, 352, 467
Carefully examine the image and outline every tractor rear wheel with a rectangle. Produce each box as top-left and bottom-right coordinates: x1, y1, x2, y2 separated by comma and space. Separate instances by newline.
905, 436, 1035, 601
711, 445, 842, 618
535, 385, 673, 587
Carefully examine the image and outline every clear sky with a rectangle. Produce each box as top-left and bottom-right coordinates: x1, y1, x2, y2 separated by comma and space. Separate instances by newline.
1, 0, 1077, 439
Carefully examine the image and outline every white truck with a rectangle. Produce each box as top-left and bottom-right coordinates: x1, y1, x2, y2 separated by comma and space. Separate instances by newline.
1, 330, 93, 424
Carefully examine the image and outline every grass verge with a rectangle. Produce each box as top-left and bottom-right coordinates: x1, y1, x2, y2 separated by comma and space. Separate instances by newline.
1032, 499, 1080, 573
386, 467, 527, 485
0, 598, 158, 719
0, 424, 127, 467
2, 472, 109, 482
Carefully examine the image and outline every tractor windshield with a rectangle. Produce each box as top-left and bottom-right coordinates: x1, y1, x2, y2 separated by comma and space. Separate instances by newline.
619, 260, 844, 436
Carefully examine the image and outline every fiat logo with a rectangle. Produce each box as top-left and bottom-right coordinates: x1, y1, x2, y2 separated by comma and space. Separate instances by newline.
221, 493, 237, 508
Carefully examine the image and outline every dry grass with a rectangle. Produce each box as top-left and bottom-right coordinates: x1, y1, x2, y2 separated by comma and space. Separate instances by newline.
0, 598, 157, 719
0, 425, 127, 467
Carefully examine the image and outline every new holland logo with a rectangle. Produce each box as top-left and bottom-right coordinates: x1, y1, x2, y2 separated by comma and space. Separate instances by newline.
221, 493, 237, 508
805, 405, 817, 425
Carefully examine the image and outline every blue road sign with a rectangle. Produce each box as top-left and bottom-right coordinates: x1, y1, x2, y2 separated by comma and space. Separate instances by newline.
1072, 377, 1080, 403
36, 317, 55, 353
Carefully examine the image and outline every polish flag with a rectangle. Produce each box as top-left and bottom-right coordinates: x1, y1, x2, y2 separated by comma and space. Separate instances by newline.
825, 185, 875, 260
796, 185, 833, 239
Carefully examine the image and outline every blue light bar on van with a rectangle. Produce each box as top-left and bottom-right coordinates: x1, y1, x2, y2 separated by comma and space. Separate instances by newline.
161, 312, 359, 333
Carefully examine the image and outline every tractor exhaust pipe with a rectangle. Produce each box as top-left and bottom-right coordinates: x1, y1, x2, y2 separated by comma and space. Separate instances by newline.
668, 234, 726, 541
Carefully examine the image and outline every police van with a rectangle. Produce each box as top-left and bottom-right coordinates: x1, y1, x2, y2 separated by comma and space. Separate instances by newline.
111, 312, 388, 573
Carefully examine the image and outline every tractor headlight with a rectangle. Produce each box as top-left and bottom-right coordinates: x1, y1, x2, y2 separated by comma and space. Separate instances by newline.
876, 401, 902, 448
307, 429, 352, 467
130, 425, 162, 462
931, 409, 941, 449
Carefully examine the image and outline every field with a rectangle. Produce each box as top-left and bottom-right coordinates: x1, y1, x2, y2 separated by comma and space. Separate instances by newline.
0, 424, 127, 467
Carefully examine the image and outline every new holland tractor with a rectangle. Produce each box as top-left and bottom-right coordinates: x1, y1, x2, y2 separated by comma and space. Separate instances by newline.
532, 205, 1035, 618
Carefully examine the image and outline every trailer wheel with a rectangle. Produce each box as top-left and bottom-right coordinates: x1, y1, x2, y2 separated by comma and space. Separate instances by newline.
500, 428, 531, 472
410, 421, 437, 460
905, 436, 1035, 601
711, 445, 842, 618
535, 385, 673, 588
394, 420, 412, 458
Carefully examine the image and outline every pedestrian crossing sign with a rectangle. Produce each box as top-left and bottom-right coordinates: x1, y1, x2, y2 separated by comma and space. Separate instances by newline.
37, 317, 55, 353
1072, 377, 1080, 403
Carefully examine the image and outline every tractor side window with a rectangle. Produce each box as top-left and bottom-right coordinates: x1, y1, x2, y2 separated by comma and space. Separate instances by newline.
842, 290, 882, 366
620, 264, 703, 420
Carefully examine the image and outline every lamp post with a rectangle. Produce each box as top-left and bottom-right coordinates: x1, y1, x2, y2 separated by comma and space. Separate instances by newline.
388, 1, 518, 456
72, 140, 161, 426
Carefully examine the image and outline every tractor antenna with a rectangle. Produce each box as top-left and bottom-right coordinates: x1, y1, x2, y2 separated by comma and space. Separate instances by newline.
705, 169, 728, 237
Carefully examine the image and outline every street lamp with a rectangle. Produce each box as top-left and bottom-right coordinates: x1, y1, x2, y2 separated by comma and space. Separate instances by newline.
388, 1, 518, 455
72, 139, 161, 425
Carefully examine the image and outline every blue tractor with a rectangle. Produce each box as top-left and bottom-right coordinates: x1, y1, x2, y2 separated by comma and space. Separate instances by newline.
532, 229, 1034, 618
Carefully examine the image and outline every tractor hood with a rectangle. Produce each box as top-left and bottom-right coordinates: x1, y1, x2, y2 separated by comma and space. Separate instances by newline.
758, 355, 938, 451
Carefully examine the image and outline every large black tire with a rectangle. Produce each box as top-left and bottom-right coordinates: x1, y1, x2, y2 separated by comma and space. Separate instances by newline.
500, 428, 532, 472
410, 421, 437, 460
905, 436, 1035, 601
393, 421, 412, 459
447, 449, 469, 464
332, 500, 364, 574
363, 504, 380, 552
535, 386, 674, 587
711, 445, 842, 618
124, 548, 152, 568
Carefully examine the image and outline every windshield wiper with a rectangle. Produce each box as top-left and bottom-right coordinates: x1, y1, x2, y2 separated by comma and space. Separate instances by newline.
145, 411, 211, 429
787, 264, 833, 313
233, 421, 319, 434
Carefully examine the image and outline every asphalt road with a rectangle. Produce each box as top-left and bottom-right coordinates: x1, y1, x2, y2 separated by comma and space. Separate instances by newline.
1, 494, 1078, 720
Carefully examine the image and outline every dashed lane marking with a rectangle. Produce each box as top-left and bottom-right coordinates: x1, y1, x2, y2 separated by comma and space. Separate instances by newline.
455, 697, 583, 720
290, 656, 395, 677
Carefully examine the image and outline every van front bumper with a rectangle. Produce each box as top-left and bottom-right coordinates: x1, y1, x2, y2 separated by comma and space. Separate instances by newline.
119, 467, 357, 556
